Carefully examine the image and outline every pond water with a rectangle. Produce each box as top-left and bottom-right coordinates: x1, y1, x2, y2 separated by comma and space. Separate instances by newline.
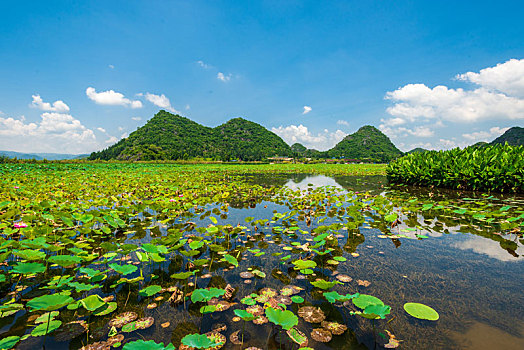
1, 170, 523, 350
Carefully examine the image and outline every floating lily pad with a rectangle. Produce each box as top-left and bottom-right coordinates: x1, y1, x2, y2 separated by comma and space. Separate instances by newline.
404, 302, 439, 321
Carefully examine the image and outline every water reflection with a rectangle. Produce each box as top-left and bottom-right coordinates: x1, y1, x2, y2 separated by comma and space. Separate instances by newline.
454, 235, 523, 262
285, 175, 344, 191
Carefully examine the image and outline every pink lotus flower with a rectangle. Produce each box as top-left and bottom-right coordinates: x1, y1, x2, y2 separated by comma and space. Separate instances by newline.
14, 186, 19, 189
178, 194, 184, 197
14, 222, 28, 228
169, 198, 176, 202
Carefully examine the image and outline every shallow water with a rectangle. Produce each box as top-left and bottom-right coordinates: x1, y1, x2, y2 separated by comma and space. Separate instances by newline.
2, 171, 524, 350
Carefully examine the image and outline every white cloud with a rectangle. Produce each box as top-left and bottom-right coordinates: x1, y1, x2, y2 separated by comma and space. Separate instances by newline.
462, 126, 509, 142
105, 136, 118, 144
271, 124, 346, 151
336, 120, 350, 126
30, 94, 70, 112
385, 59, 524, 123
302, 106, 312, 114
108, 64, 115, 69
86, 87, 143, 108
386, 84, 524, 122
185, 104, 190, 110
197, 60, 212, 69
96, 127, 106, 133
0, 112, 99, 153
131, 117, 142, 121
217, 72, 231, 82
380, 125, 434, 139
144, 93, 177, 113
456, 58, 524, 98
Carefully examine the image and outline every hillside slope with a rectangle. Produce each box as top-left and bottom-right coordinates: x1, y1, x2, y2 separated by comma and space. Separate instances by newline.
326, 125, 403, 162
491, 127, 524, 146
89, 111, 291, 161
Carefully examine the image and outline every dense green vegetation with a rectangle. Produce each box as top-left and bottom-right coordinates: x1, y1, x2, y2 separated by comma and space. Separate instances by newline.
89, 111, 292, 161
89, 111, 403, 162
491, 126, 524, 146
387, 144, 524, 192
326, 126, 403, 162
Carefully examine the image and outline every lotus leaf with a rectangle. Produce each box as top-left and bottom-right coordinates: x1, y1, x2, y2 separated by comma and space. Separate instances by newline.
191, 288, 226, 303
0, 336, 20, 349
123, 340, 175, 350
181, 333, 223, 349
31, 320, 62, 336
109, 263, 138, 276
265, 307, 298, 330
27, 294, 74, 311
10, 262, 46, 275
139, 285, 162, 297
404, 302, 439, 321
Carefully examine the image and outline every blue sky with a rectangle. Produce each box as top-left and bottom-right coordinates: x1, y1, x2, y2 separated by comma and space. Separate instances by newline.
0, 0, 523, 154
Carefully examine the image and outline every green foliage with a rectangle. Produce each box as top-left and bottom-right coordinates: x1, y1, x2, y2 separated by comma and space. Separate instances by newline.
265, 307, 298, 330
181, 334, 223, 349
326, 125, 403, 162
89, 111, 293, 161
123, 340, 175, 350
404, 302, 439, 320
387, 144, 524, 192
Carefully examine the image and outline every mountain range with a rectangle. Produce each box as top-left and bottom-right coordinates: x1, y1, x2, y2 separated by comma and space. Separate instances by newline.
0, 151, 89, 160
89, 110, 403, 162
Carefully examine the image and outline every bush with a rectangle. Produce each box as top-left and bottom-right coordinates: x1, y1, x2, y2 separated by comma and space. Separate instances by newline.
386, 143, 524, 193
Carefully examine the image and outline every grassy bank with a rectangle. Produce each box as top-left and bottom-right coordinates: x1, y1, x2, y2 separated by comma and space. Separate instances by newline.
386, 144, 524, 193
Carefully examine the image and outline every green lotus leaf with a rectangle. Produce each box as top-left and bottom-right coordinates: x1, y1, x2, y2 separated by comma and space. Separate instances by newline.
181, 333, 222, 349
362, 304, 391, 319
10, 262, 46, 275
31, 320, 62, 336
234, 309, 255, 321
122, 340, 175, 350
291, 296, 304, 303
27, 294, 74, 311
13, 249, 46, 261
67, 281, 100, 292
223, 254, 238, 267
200, 305, 217, 314
48, 255, 83, 267
139, 285, 162, 297
34, 311, 59, 323
93, 301, 117, 316
80, 294, 106, 311
265, 307, 298, 330
191, 288, 226, 303
109, 263, 138, 276
0, 336, 20, 349
310, 280, 339, 290
352, 294, 384, 310
170, 271, 195, 279
292, 260, 317, 270
404, 302, 439, 321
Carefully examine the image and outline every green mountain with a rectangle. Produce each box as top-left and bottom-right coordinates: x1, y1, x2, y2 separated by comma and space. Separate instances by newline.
490, 127, 524, 146
89, 110, 292, 161
407, 147, 428, 153
326, 125, 403, 162
291, 143, 307, 154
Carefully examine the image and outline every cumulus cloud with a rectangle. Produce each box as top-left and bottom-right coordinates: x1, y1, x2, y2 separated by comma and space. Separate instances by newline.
336, 120, 350, 126
131, 117, 142, 121
271, 124, 346, 151
30, 94, 70, 112
385, 59, 524, 123
302, 106, 312, 114
217, 72, 231, 82
86, 87, 142, 108
0, 112, 100, 153
381, 59, 524, 150
456, 58, 524, 98
462, 126, 509, 142
144, 93, 177, 113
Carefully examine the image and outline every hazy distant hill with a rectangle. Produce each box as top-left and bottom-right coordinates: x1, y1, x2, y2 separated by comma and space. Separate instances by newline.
490, 127, 524, 146
89, 110, 292, 161
0, 151, 88, 160
326, 125, 403, 162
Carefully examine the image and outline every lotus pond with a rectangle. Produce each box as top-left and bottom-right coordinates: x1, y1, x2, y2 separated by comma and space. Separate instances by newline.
0, 164, 523, 350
